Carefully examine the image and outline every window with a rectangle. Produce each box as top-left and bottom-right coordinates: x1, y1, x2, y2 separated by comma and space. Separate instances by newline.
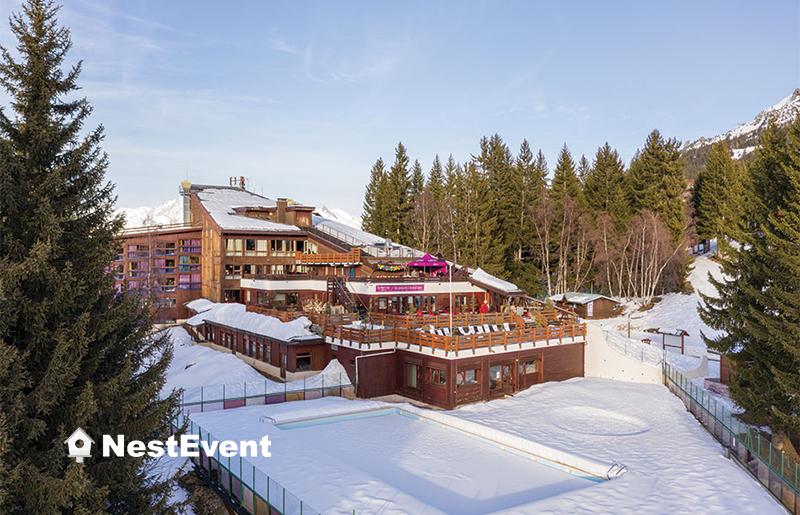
265, 344, 271, 363
296, 352, 312, 372
429, 368, 446, 386
379, 297, 387, 310
256, 239, 268, 255
245, 239, 257, 252
226, 238, 243, 256
489, 365, 502, 390
520, 359, 539, 375
457, 368, 479, 387
407, 363, 421, 389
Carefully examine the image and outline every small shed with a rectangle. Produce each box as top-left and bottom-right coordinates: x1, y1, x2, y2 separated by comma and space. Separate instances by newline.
549, 292, 620, 319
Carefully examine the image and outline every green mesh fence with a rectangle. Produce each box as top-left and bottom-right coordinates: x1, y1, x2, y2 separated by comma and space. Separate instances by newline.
664, 363, 800, 509
172, 414, 326, 515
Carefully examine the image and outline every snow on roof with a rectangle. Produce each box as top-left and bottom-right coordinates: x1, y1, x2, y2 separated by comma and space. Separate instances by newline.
469, 268, 524, 294
312, 215, 385, 245
186, 302, 317, 342
185, 298, 215, 314
550, 292, 619, 305
194, 188, 301, 233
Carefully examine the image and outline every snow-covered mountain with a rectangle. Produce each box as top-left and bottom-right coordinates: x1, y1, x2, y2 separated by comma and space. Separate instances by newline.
116, 197, 363, 231
116, 198, 183, 228
682, 88, 800, 178
314, 205, 362, 230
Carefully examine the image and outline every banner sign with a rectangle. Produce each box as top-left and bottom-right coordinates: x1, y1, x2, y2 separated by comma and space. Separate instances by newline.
375, 284, 424, 293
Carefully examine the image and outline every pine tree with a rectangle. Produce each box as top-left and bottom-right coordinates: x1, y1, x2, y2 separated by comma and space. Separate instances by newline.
427, 154, 445, 202
410, 159, 425, 199
0, 1, 178, 512
550, 144, 583, 205
386, 142, 412, 242
362, 157, 388, 236
700, 120, 800, 430
626, 130, 686, 242
693, 141, 741, 248
584, 142, 629, 225
577, 154, 591, 184
474, 134, 517, 278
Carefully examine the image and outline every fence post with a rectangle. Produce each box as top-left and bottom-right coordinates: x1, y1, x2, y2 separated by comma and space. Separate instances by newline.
253, 464, 256, 514
201, 386, 204, 412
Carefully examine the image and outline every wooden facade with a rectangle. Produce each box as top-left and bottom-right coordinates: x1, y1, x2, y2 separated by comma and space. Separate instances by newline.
553, 293, 620, 319
115, 225, 202, 321
195, 320, 327, 379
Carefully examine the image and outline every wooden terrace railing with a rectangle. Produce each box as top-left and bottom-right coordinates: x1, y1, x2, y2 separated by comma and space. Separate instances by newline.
325, 322, 587, 355
294, 249, 361, 265
247, 305, 359, 326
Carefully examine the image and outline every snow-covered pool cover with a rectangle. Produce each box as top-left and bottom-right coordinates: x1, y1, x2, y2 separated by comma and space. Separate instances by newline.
194, 187, 302, 232
185, 302, 316, 342
188, 397, 611, 514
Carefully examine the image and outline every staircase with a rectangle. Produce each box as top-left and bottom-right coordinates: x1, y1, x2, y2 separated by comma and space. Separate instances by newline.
327, 276, 356, 312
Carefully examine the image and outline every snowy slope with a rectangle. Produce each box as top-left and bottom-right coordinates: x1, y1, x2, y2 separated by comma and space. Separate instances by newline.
599, 255, 727, 359
162, 326, 266, 397
116, 198, 183, 228
314, 205, 362, 230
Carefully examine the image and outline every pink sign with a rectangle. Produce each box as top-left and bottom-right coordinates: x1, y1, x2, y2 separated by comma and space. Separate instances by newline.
375, 284, 424, 293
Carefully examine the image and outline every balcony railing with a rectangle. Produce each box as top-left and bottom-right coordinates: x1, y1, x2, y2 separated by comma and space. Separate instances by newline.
178, 264, 201, 271
127, 251, 150, 259
153, 267, 176, 274
324, 322, 587, 355
128, 270, 149, 278
179, 246, 201, 253
178, 283, 201, 290
154, 249, 176, 256
155, 285, 176, 293
295, 249, 361, 265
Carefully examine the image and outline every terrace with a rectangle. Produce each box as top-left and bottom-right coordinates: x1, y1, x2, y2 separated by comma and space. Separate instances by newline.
244, 306, 586, 357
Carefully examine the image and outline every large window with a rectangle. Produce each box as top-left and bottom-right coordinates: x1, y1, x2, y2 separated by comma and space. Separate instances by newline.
456, 368, 480, 387
244, 239, 259, 256
429, 368, 446, 386
407, 363, 421, 389
295, 352, 312, 372
225, 238, 243, 256
520, 359, 539, 375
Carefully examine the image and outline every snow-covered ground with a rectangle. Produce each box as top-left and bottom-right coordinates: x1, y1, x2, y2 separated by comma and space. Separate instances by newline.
597, 255, 727, 366
163, 326, 266, 397
186, 379, 782, 514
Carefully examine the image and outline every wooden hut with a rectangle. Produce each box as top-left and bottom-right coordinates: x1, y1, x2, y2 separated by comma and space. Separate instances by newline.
549, 292, 620, 319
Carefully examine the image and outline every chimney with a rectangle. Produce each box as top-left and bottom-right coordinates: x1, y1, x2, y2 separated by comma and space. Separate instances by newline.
180, 180, 192, 223
276, 198, 287, 224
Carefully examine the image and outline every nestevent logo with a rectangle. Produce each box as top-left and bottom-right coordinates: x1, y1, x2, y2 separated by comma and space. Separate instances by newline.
65, 427, 272, 463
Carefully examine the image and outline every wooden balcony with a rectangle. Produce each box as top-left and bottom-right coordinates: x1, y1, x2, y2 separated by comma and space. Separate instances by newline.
295, 249, 361, 266
324, 322, 587, 355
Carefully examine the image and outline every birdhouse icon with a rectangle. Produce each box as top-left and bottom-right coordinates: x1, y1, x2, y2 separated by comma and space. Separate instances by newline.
64, 427, 94, 463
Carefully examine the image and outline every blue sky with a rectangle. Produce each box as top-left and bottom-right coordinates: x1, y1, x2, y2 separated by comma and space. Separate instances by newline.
1, 0, 798, 215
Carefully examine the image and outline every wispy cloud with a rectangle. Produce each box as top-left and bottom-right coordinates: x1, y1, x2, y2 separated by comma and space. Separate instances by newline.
267, 28, 405, 84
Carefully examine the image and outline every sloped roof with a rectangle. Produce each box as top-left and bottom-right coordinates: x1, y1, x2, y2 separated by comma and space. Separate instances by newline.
193, 187, 301, 233
469, 268, 525, 295
549, 292, 620, 305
